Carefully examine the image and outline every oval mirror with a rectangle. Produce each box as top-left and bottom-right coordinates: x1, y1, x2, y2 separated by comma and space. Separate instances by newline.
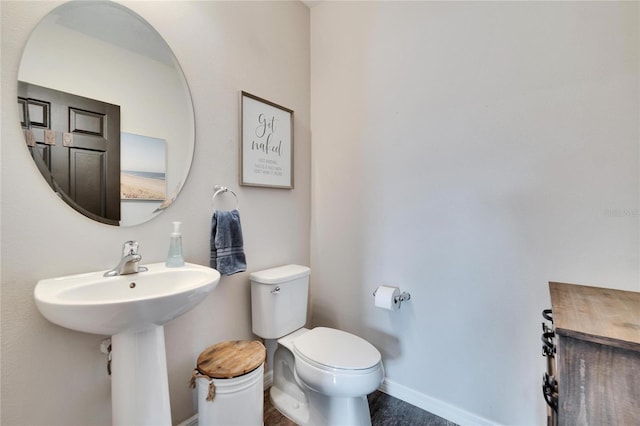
17, 1, 194, 226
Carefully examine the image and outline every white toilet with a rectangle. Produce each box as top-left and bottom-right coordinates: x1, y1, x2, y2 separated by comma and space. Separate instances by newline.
250, 265, 384, 426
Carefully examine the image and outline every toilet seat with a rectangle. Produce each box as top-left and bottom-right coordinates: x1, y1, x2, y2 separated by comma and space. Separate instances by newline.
293, 327, 381, 371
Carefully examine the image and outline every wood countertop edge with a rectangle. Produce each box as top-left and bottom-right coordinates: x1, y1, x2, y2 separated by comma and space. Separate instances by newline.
549, 281, 640, 351
555, 327, 640, 353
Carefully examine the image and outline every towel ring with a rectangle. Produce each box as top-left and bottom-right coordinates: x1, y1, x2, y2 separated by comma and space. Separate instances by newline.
212, 185, 239, 210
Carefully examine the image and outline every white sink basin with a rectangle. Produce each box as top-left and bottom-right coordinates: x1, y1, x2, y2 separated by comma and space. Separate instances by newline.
34, 261, 221, 425
34, 262, 220, 335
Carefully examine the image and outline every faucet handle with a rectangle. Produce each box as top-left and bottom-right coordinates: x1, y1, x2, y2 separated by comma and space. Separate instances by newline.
122, 240, 139, 256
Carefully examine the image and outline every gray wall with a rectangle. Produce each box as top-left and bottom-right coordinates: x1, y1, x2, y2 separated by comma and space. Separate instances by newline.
1, 1, 310, 424
310, 1, 639, 425
2, 1, 639, 426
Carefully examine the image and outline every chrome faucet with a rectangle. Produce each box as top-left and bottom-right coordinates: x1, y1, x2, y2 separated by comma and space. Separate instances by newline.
104, 241, 148, 277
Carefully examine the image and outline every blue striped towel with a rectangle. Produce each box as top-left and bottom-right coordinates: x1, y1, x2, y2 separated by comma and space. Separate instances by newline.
210, 209, 246, 275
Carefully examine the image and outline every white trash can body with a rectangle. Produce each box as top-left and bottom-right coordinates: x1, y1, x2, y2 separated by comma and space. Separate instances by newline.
197, 363, 264, 426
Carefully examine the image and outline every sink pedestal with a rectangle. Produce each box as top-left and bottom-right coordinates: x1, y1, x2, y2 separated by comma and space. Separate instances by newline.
111, 325, 172, 425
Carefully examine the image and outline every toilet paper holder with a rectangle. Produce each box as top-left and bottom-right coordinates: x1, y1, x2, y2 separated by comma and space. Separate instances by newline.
372, 287, 411, 307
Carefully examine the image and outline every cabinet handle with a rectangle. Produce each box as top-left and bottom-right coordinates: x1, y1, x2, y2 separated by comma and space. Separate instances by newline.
542, 372, 558, 412
541, 331, 556, 356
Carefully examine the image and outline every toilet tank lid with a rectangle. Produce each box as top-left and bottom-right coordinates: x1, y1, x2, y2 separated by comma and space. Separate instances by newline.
249, 264, 310, 284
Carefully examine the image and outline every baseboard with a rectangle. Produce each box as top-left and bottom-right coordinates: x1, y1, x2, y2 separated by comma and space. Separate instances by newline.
177, 413, 198, 426
178, 372, 497, 426
263, 369, 273, 389
379, 378, 499, 426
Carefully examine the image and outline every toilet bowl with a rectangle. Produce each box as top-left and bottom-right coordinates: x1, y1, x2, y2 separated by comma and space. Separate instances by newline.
250, 265, 384, 426
270, 327, 384, 426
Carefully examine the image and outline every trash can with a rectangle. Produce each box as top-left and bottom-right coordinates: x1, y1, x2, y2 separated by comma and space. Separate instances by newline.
190, 340, 266, 426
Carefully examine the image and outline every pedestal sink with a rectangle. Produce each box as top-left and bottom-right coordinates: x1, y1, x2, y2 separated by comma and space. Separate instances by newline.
34, 262, 221, 426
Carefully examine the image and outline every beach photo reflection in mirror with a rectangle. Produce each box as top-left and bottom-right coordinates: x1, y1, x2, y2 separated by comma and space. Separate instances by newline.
18, 1, 194, 226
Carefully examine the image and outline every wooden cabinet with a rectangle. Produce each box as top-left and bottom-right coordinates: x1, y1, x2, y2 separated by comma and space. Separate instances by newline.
549, 282, 640, 425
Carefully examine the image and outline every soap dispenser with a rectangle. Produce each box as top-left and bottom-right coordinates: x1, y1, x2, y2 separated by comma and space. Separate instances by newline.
166, 221, 185, 267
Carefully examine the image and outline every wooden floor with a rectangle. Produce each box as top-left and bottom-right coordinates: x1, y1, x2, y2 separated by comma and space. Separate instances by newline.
263, 389, 457, 426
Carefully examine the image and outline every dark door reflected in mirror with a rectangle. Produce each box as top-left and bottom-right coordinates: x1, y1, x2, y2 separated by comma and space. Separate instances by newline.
17, 1, 194, 226
19, 82, 122, 225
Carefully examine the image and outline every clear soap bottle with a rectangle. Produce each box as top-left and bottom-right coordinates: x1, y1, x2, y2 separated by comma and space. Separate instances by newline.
166, 221, 185, 267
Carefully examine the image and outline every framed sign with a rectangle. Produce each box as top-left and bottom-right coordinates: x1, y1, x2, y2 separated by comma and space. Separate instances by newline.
240, 91, 294, 189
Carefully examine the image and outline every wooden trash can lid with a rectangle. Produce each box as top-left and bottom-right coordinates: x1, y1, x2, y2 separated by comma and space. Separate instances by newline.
197, 340, 266, 379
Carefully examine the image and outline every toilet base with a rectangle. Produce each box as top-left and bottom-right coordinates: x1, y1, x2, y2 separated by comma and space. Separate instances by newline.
270, 385, 310, 425
270, 341, 374, 426
306, 391, 372, 426
270, 343, 310, 425
271, 384, 372, 426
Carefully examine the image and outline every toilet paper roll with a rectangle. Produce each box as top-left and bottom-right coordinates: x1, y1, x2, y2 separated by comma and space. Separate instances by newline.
374, 286, 400, 311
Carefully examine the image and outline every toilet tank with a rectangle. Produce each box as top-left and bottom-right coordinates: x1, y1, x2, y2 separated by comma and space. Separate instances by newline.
250, 265, 310, 339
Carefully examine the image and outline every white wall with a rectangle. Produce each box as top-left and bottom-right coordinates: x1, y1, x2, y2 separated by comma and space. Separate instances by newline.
3, 1, 639, 425
1, 1, 310, 425
310, 2, 639, 425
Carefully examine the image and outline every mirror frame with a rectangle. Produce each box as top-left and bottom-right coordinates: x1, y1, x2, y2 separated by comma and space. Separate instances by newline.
17, 0, 195, 226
